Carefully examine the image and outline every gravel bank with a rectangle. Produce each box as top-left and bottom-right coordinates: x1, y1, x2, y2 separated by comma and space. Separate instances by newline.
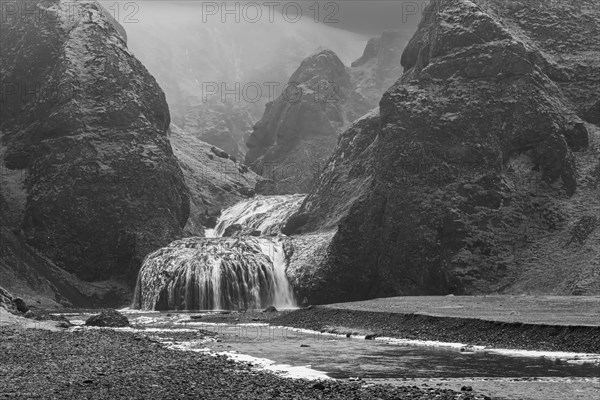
271, 307, 600, 353
0, 327, 493, 399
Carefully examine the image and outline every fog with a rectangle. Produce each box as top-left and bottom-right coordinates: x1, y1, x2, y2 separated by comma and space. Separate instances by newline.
99, 1, 422, 117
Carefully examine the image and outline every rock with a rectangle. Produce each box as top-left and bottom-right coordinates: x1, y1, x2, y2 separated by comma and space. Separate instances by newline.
563, 120, 590, 151
190, 315, 203, 320
583, 100, 600, 125
263, 306, 278, 313
85, 309, 130, 328
13, 298, 28, 313
1, 1, 190, 284
58, 321, 72, 329
300, 344, 310, 347
285, 0, 600, 304
222, 224, 243, 237
245, 50, 373, 194
461, 386, 473, 391
169, 125, 260, 237
281, 213, 310, 236
311, 383, 325, 390
210, 146, 230, 160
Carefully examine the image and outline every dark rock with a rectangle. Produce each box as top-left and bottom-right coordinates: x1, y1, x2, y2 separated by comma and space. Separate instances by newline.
1, 1, 190, 284
461, 386, 473, 391
263, 306, 278, 313
563, 120, 590, 151
281, 213, 310, 236
222, 224, 243, 237
13, 298, 28, 313
311, 383, 325, 390
583, 100, 600, 125
210, 146, 230, 160
249, 230, 261, 237
254, 179, 277, 195
238, 186, 255, 198
286, 0, 600, 304
85, 309, 130, 328
245, 50, 373, 194
300, 344, 310, 347
190, 315, 203, 320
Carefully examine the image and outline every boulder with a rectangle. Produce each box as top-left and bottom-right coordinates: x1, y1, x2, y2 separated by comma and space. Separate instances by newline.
85, 309, 130, 328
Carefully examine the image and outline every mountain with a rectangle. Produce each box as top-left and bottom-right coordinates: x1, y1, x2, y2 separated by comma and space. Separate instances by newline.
244, 31, 409, 194
0, 1, 234, 307
284, 0, 600, 304
120, 2, 368, 161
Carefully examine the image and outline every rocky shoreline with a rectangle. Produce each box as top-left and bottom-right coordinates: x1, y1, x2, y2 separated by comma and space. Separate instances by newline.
0, 327, 493, 399
271, 307, 600, 354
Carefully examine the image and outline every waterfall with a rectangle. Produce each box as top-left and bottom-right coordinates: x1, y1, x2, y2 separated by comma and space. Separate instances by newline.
133, 237, 296, 310
213, 194, 305, 236
132, 195, 304, 310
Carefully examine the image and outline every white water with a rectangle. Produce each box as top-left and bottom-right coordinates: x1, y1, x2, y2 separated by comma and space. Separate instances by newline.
133, 237, 296, 310
212, 194, 305, 237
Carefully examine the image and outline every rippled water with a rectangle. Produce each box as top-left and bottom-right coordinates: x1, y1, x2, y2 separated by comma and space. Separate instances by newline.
87, 312, 600, 380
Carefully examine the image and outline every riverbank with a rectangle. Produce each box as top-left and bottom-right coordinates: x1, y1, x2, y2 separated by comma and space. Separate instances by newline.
0, 326, 492, 399
269, 297, 600, 354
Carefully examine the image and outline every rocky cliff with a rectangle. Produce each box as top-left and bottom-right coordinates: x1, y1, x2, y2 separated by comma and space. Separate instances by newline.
285, 0, 600, 303
0, 1, 189, 304
245, 33, 410, 195
168, 124, 260, 236
245, 50, 372, 194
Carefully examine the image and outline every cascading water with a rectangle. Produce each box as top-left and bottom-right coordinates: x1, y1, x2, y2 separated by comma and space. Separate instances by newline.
133, 237, 296, 310
133, 195, 304, 311
212, 194, 306, 237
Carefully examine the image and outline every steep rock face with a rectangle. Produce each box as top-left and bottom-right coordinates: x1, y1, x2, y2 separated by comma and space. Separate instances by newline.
169, 124, 259, 236
287, 0, 600, 303
245, 50, 372, 194
181, 100, 257, 161
475, 0, 600, 121
0, 1, 189, 285
350, 31, 407, 105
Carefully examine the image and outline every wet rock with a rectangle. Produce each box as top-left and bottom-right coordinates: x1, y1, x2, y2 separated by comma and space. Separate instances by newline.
263, 306, 278, 313
461, 386, 473, 391
222, 224, 243, 237
210, 146, 230, 160
311, 382, 325, 390
85, 309, 130, 328
13, 298, 28, 313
